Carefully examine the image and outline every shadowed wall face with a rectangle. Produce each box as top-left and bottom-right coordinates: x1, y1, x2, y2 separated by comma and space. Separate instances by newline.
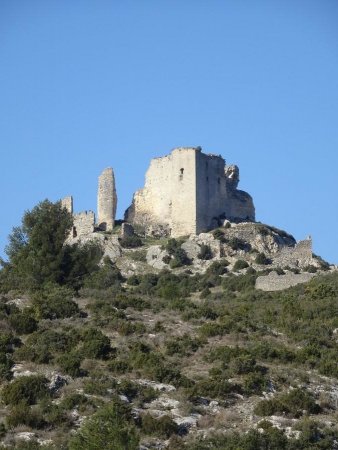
97, 167, 117, 231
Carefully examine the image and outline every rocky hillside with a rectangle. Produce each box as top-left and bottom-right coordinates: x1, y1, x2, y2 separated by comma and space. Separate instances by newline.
0, 201, 337, 449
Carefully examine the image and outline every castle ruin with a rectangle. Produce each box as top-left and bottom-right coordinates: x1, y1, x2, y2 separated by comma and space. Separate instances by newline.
125, 147, 255, 237
97, 167, 117, 231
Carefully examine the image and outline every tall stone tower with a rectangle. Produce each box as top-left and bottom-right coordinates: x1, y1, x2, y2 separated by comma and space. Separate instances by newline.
97, 167, 117, 231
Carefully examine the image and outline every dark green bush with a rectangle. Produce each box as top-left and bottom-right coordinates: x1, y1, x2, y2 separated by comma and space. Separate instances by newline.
233, 259, 249, 271
228, 237, 249, 251
188, 377, 241, 400
205, 260, 229, 276
0, 353, 14, 381
6, 403, 46, 429
8, 312, 38, 334
198, 244, 213, 260
141, 413, 178, 438
119, 235, 143, 248
68, 397, 139, 450
255, 252, 271, 265
2, 375, 50, 405
254, 388, 320, 418
80, 328, 111, 359
243, 372, 268, 395
165, 334, 204, 356
57, 352, 83, 377
83, 259, 124, 289
163, 239, 191, 268
32, 285, 80, 320
212, 229, 227, 243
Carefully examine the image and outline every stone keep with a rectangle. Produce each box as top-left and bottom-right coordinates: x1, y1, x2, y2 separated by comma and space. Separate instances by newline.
97, 167, 117, 231
125, 147, 255, 237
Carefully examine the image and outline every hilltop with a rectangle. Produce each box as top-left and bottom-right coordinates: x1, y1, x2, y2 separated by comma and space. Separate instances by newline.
0, 199, 337, 449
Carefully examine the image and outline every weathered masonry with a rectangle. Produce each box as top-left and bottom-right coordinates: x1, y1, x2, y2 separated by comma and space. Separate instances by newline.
97, 167, 117, 231
125, 147, 255, 237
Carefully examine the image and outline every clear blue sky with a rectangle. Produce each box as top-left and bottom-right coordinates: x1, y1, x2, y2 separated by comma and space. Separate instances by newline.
1, 1, 337, 263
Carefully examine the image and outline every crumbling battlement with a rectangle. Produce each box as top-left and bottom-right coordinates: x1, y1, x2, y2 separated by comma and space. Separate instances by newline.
272, 237, 313, 268
125, 147, 255, 237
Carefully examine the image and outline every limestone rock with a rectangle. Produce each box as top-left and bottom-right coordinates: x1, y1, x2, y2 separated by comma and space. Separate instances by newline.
146, 245, 169, 270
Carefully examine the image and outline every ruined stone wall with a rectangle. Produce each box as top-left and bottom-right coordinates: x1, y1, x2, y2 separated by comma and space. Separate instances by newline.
125, 153, 173, 233
196, 152, 228, 233
170, 148, 197, 236
72, 211, 95, 238
125, 147, 255, 237
97, 168, 117, 231
256, 271, 316, 291
61, 196, 73, 214
272, 238, 314, 268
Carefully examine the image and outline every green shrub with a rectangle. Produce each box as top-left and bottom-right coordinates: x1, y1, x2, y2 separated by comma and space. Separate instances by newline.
32, 285, 80, 320
119, 235, 143, 248
0, 354, 14, 382
80, 328, 111, 359
141, 413, 178, 438
254, 388, 320, 418
205, 260, 229, 276
188, 377, 241, 400
83, 259, 124, 289
57, 352, 83, 377
2, 375, 50, 405
255, 252, 271, 265
163, 239, 191, 268
68, 398, 139, 450
233, 259, 249, 271
6, 403, 46, 429
16, 328, 78, 365
212, 229, 227, 243
222, 273, 257, 292
200, 287, 211, 298
198, 244, 213, 260
60, 393, 94, 412
228, 237, 249, 251
8, 312, 38, 334
129, 249, 147, 262
229, 355, 258, 375
243, 372, 268, 395
165, 334, 204, 356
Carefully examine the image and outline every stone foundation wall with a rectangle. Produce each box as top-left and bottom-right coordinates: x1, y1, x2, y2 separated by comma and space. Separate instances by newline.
256, 271, 316, 291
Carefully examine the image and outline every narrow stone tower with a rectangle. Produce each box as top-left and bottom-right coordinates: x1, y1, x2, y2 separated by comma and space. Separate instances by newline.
97, 167, 117, 231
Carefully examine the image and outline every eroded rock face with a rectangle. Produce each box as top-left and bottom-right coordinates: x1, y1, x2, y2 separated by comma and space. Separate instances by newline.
125, 147, 255, 237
